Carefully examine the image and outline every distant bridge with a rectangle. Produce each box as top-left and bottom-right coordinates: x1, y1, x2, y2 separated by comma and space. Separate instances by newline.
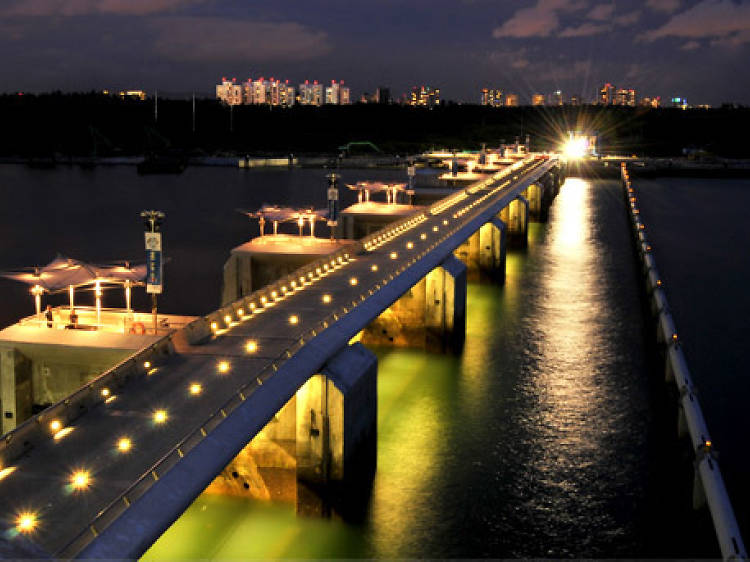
0, 155, 560, 559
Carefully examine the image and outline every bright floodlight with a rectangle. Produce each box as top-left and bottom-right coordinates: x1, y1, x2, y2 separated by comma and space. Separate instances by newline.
563, 137, 588, 159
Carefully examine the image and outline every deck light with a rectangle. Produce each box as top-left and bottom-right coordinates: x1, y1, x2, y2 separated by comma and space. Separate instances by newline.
101, 388, 110, 397
443, 220, 448, 225
270, 291, 278, 299
153, 410, 168, 424
49, 419, 62, 432
261, 296, 268, 304
390, 252, 398, 259
237, 308, 244, 316
406, 242, 414, 249
322, 294, 332, 304
210, 322, 218, 332
70, 470, 90, 491
16, 512, 37, 533
371, 264, 378, 272
246, 340, 258, 353
289, 315, 299, 325
143, 361, 151, 369
117, 437, 132, 452
349, 277, 358, 286
420, 233, 427, 240
218, 361, 230, 373
433, 226, 439, 232
224, 314, 232, 324
190, 383, 202, 395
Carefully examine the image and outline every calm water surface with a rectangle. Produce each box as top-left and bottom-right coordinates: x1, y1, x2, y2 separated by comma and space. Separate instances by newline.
0, 165, 736, 557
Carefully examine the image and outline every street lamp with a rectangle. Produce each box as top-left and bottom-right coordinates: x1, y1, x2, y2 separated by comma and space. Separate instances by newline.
141, 210, 165, 334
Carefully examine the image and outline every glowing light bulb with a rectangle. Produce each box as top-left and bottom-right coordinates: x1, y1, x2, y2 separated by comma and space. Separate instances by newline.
16, 512, 37, 533
117, 437, 132, 452
189, 383, 202, 395
322, 294, 332, 304
289, 315, 299, 325
217, 361, 230, 373
153, 410, 168, 424
70, 470, 90, 490
246, 340, 258, 353
49, 419, 62, 432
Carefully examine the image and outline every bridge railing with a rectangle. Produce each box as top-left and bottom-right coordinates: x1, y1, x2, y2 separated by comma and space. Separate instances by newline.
20, 155, 547, 557
621, 163, 747, 561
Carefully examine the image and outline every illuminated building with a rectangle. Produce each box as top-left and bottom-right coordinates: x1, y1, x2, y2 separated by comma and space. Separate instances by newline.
481, 88, 504, 107
241, 78, 295, 107
119, 90, 147, 101
569, 95, 580, 106
298, 81, 324, 106
410, 86, 440, 108
616, 88, 637, 106
550, 90, 564, 106
531, 94, 545, 106
671, 96, 688, 109
325, 81, 351, 105
640, 96, 661, 108
216, 78, 243, 105
505, 94, 519, 107
599, 83, 615, 105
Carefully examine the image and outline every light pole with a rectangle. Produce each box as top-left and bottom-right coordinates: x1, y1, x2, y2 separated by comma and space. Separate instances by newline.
141, 210, 165, 334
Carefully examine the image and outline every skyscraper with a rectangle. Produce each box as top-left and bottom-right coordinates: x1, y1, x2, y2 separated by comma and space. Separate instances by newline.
481, 88, 504, 107
550, 90, 564, 106
531, 94, 545, 106
505, 94, 519, 107
216, 78, 243, 105
410, 86, 440, 107
599, 83, 615, 105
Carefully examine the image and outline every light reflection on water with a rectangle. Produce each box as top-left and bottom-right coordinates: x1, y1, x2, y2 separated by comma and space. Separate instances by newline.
145, 177, 660, 559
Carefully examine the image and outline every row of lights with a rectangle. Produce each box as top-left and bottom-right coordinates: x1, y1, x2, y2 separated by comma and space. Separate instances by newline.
3, 354, 242, 535
5, 162, 555, 538
363, 214, 426, 252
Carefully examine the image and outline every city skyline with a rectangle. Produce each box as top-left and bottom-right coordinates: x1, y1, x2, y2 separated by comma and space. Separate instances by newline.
0, 0, 749, 105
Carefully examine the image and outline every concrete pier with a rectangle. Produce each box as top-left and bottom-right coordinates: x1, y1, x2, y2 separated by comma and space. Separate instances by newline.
338, 202, 424, 240
360, 255, 466, 352
498, 196, 529, 247
0, 310, 193, 433
204, 343, 377, 505
222, 235, 354, 306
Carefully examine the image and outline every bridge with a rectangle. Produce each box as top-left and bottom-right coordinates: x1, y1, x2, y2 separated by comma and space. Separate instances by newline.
0, 155, 561, 559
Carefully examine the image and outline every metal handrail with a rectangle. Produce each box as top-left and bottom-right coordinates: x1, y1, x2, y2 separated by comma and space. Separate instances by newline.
48, 155, 548, 557
621, 163, 747, 561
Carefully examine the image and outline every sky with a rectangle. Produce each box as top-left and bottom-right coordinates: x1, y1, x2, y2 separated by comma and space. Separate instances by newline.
1, 0, 749, 105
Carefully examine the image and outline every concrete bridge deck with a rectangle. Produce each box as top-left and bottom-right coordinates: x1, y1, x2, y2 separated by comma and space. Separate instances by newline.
0, 155, 558, 559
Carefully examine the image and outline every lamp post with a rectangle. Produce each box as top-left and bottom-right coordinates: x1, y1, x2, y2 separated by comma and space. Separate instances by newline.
141, 210, 165, 335
326, 172, 340, 241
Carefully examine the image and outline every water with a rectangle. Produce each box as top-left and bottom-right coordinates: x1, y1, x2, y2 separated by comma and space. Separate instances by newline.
0, 164, 740, 557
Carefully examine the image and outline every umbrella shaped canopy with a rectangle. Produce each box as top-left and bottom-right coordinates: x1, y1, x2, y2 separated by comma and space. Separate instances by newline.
0, 255, 146, 293
241, 205, 328, 223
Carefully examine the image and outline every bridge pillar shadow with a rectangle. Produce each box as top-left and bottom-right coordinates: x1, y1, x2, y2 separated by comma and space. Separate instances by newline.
358, 255, 466, 353
499, 196, 529, 248
204, 344, 377, 517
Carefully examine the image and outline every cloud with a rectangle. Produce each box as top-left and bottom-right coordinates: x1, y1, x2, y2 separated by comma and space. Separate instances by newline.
559, 22, 609, 37
0, 0, 204, 16
488, 48, 531, 69
151, 17, 332, 63
645, 0, 680, 13
640, 0, 750, 44
588, 4, 614, 21
492, 0, 585, 38
681, 40, 701, 50
614, 11, 640, 26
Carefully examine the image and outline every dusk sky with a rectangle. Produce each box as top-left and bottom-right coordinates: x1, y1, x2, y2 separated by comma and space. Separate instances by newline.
1, 0, 749, 105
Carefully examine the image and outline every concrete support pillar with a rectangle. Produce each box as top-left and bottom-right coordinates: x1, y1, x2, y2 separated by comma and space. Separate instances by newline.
452, 230, 481, 280
503, 196, 528, 247
425, 255, 467, 352
0, 347, 32, 434
524, 183, 543, 220
361, 255, 466, 352
478, 218, 507, 283
207, 344, 377, 501
221, 254, 253, 306
297, 343, 377, 484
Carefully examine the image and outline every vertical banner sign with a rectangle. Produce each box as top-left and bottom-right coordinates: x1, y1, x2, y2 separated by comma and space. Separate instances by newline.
145, 232, 163, 294
327, 184, 339, 226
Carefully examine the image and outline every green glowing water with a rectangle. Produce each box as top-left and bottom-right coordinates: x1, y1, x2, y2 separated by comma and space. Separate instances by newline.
144, 275, 523, 560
